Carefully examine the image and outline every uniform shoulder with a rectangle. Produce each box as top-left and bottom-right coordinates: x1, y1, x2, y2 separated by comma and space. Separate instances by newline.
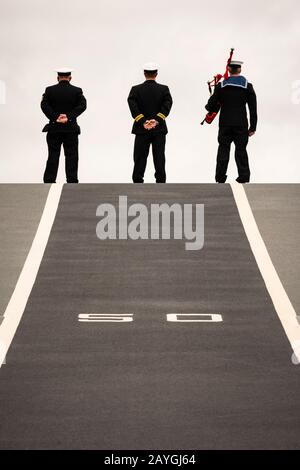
45, 84, 58, 92
132, 83, 144, 89
157, 83, 169, 89
70, 84, 83, 92
238, 76, 253, 88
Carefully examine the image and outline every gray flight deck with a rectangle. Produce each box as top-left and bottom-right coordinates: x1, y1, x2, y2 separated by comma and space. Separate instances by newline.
245, 184, 300, 317
0, 184, 299, 449
0, 185, 50, 324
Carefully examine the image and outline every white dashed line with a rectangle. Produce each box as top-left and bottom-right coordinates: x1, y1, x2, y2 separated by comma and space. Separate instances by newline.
78, 314, 133, 322
167, 313, 223, 322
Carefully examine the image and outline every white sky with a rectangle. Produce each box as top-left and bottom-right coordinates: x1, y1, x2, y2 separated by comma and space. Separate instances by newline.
0, 0, 299, 182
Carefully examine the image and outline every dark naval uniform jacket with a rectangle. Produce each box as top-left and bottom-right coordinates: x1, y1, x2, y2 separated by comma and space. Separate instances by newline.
206, 76, 257, 132
41, 81, 87, 134
128, 80, 173, 135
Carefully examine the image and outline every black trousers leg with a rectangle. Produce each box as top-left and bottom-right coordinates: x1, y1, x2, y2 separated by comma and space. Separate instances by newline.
233, 127, 250, 183
216, 127, 233, 183
152, 134, 166, 183
132, 134, 151, 183
44, 133, 62, 183
63, 133, 79, 183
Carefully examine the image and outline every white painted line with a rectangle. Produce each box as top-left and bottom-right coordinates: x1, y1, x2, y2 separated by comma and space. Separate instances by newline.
167, 313, 223, 322
0, 184, 63, 367
231, 182, 300, 363
78, 313, 133, 323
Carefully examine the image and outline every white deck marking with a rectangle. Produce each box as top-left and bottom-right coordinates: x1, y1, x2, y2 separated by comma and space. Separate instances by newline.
0, 184, 63, 367
78, 314, 133, 322
231, 182, 300, 362
167, 314, 223, 322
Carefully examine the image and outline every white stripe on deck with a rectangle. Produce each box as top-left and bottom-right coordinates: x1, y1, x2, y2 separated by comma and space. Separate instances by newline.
0, 184, 63, 367
231, 182, 300, 363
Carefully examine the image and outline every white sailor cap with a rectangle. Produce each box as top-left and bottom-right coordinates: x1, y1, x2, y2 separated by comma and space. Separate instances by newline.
229, 60, 243, 67
143, 62, 159, 72
55, 67, 73, 75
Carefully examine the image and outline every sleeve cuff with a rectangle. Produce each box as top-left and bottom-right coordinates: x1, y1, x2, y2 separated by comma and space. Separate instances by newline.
156, 112, 166, 123
52, 113, 60, 122
134, 114, 146, 125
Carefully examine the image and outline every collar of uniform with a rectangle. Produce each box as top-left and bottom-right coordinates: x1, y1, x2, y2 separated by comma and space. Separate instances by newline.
144, 80, 156, 83
221, 75, 248, 89
58, 80, 70, 85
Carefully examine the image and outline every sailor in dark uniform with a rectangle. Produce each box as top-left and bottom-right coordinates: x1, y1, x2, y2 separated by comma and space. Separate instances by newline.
205, 60, 257, 183
41, 68, 87, 183
128, 63, 173, 183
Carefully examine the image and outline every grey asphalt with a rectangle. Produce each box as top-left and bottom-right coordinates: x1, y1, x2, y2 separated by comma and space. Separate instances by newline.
245, 184, 300, 316
0, 184, 299, 449
0, 184, 50, 324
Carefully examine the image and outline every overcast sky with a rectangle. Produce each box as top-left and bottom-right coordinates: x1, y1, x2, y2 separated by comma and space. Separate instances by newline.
0, 0, 299, 182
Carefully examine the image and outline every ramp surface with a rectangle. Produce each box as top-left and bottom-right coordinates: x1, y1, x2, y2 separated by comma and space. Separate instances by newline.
0, 185, 50, 324
245, 184, 300, 315
0, 184, 299, 449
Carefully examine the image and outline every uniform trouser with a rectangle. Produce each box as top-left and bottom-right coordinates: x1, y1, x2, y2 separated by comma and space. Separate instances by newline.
133, 133, 166, 183
44, 132, 79, 183
216, 126, 250, 183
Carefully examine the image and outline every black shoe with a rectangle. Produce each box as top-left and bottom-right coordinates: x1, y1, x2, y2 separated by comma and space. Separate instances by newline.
236, 177, 249, 183
216, 175, 227, 183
